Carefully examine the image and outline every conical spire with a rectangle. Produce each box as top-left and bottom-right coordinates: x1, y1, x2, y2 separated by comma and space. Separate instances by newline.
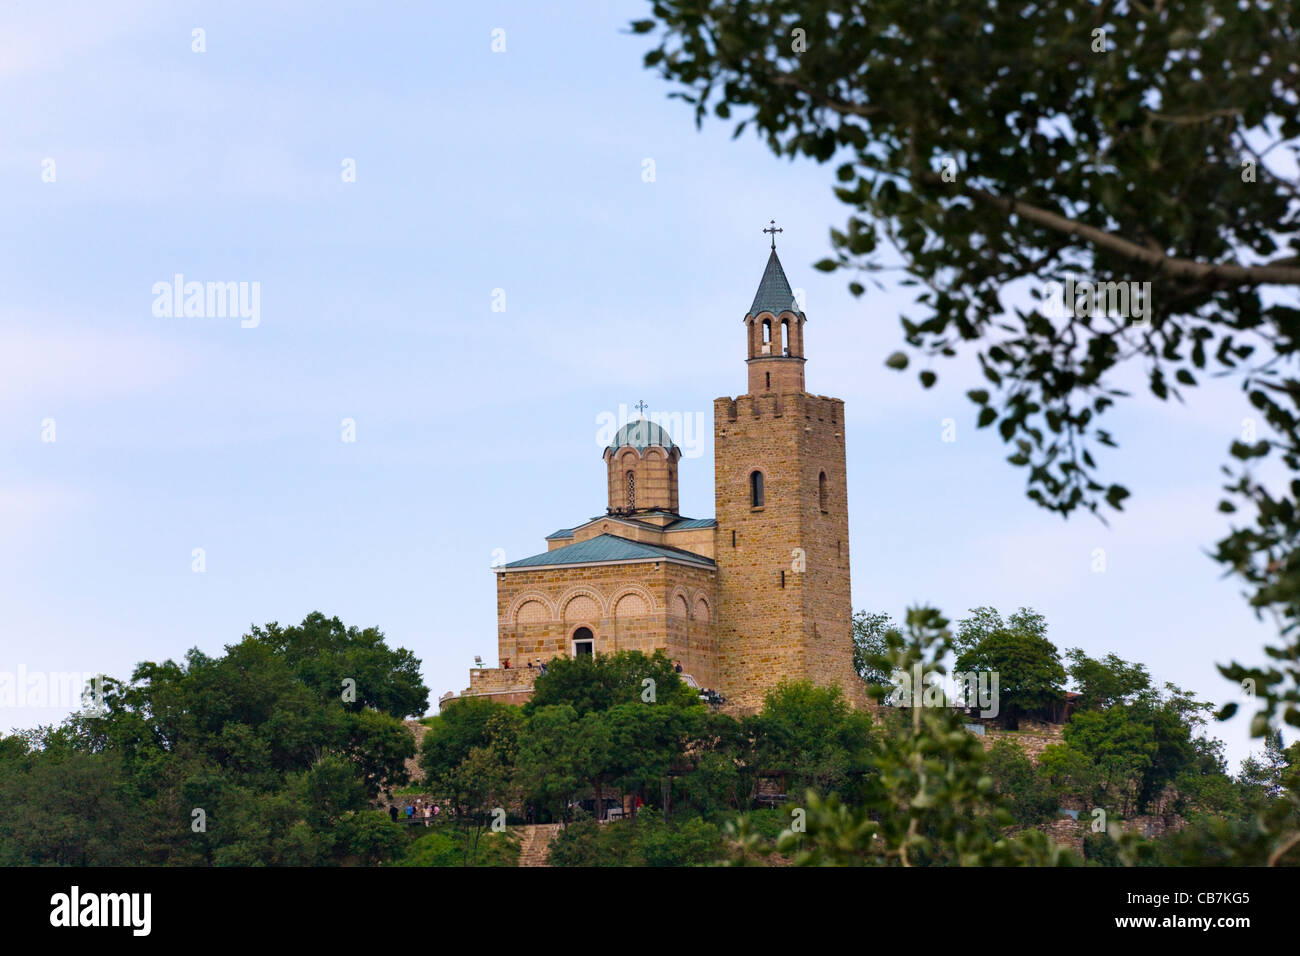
747, 248, 800, 317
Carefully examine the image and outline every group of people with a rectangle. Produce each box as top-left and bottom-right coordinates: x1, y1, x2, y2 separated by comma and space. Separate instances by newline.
389, 799, 440, 826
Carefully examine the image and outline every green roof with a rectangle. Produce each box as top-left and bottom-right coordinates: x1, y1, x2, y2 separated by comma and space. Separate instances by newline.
545, 527, 576, 540
503, 534, 715, 570
606, 418, 678, 453
748, 249, 802, 318
666, 517, 717, 530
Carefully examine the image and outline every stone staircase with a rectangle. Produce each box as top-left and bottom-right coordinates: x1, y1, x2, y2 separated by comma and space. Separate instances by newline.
517, 824, 561, 867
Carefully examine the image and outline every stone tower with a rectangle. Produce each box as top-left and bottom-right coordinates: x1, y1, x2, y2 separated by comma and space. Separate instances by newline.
712, 245, 864, 710
603, 419, 681, 516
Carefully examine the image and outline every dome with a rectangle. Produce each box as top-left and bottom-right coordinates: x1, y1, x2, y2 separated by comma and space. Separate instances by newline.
607, 418, 678, 453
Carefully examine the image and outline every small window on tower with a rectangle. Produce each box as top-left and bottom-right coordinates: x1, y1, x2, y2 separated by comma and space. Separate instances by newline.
626, 470, 636, 510
819, 471, 828, 513
766, 372, 771, 389
750, 470, 764, 508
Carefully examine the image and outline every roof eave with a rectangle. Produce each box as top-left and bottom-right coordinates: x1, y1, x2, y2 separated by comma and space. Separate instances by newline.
498, 555, 716, 573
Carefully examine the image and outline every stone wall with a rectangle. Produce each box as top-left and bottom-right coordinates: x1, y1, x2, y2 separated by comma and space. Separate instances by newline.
482, 560, 718, 692
980, 718, 1065, 760
713, 391, 863, 711
604, 444, 679, 513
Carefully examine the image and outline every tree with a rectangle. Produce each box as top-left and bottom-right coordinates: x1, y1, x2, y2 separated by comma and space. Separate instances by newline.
750, 680, 876, 799
0, 745, 149, 865
0, 613, 423, 866
601, 702, 693, 815
954, 616, 1065, 726
985, 739, 1058, 826
1046, 708, 1156, 816
1130, 683, 1214, 813
852, 610, 895, 686
671, 710, 751, 817
246, 612, 429, 719
520, 650, 707, 822
1066, 648, 1151, 711
419, 696, 518, 785
396, 828, 519, 867
953, 607, 1048, 656
514, 704, 586, 824
727, 608, 1078, 865
548, 815, 724, 867
420, 699, 523, 862
633, 0, 1300, 744
1238, 730, 1293, 803
526, 649, 698, 716
445, 742, 518, 864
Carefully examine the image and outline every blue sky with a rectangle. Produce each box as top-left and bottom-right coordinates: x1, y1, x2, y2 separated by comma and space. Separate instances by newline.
1, 0, 1284, 768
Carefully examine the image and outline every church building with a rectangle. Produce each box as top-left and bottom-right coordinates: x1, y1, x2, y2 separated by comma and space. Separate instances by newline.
443, 237, 865, 712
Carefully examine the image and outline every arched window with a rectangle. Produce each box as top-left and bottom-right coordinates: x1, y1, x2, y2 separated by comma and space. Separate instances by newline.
819, 471, 828, 512
781, 318, 790, 355
750, 470, 764, 508
762, 318, 772, 344
572, 627, 594, 657
625, 470, 636, 510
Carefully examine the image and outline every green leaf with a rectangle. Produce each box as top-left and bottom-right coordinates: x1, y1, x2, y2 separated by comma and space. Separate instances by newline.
885, 351, 909, 370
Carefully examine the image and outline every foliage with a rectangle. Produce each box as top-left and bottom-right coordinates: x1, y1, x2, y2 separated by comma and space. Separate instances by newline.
985, 739, 1059, 826
419, 699, 522, 862
953, 608, 1066, 725
525, 649, 700, 716
0, 613, 423, 866
633, 0, 1300, 747
748, 681, 877, 801
1042, 709, 1155, 816
548, 815, 724, 867
852, 610, 895, 687
726, 608, 1080, 865
1066, 648, 1152, 711
395, 828, 519, 867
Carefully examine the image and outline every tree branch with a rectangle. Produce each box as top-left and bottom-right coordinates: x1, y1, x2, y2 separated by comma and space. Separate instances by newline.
916, 172, 1300, 285
767, 72, 885, 119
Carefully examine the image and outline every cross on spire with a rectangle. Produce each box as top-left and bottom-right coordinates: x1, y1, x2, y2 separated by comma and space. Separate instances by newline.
763, 219, 783, 250
634, 400, 649, 418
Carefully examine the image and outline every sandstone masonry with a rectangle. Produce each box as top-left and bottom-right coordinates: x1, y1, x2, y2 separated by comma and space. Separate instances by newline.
444, 243, 865, 713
